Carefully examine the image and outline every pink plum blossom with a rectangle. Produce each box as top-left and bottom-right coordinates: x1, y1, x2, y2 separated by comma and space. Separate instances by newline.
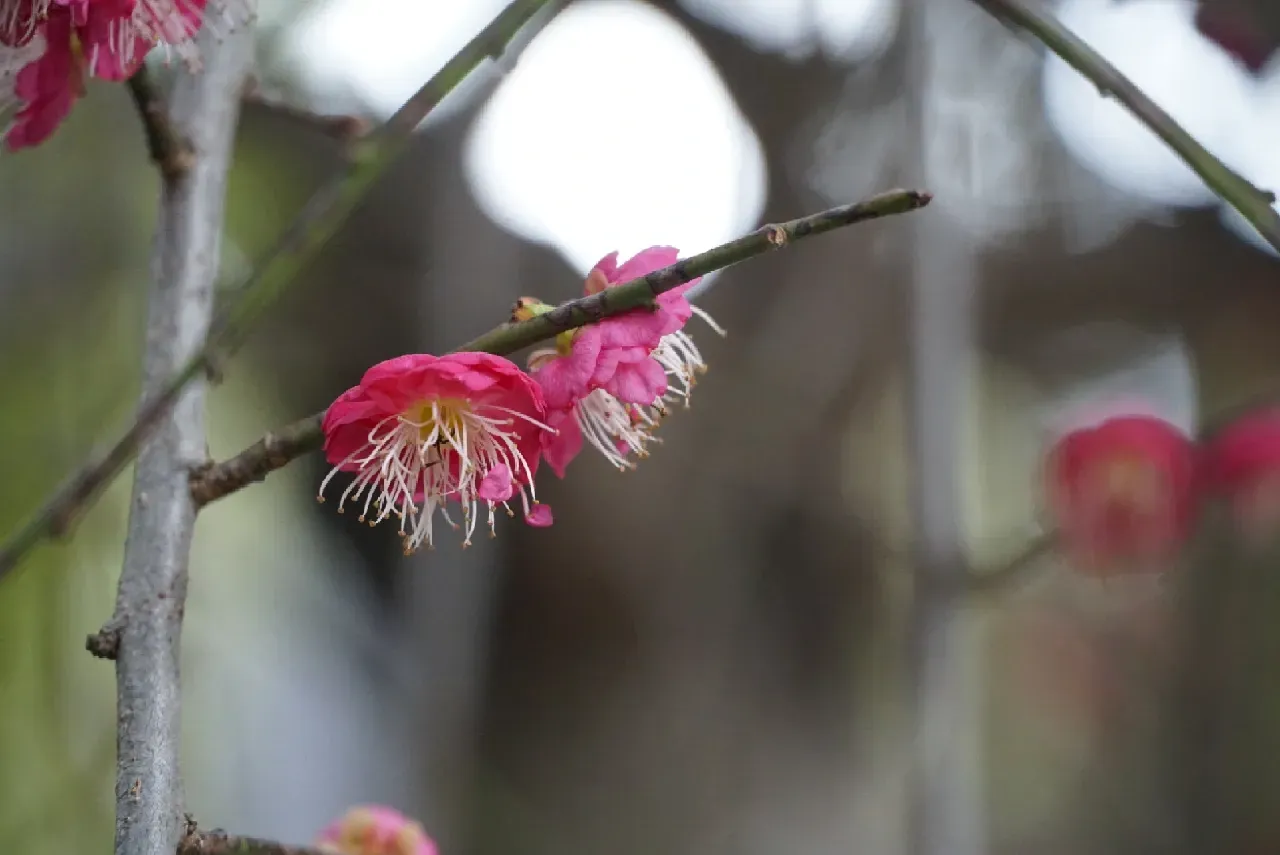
317, 805, 438, 855
319, 352, 554, 551
1045, 412, 1199, 575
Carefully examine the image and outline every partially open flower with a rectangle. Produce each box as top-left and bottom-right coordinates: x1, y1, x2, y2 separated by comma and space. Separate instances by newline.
1045, 413, 1198, 574
516, 247, 724, 476
1204, 406, 1280, 537
317, 805, 438, 855
319, 352, 554, 552
529, 342, 666, 476
586, 246, 725, 404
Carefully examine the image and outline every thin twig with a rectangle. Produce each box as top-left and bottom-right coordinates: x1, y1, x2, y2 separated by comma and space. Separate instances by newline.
189, 189, 935, 506
126, 65, 195, 180
103, 26, 254, 855
0, 0, 559, 582
179, 828, 331, 855
241, 82, 372, 144
972, 0, 1280, 253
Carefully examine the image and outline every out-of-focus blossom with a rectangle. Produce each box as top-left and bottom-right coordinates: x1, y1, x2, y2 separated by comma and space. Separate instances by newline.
1195, 0, 1280, 73
1204, 406, 1280, 536
1045, 412, 1199, 574
317, 805, 438, 855
319, 352, 554, 552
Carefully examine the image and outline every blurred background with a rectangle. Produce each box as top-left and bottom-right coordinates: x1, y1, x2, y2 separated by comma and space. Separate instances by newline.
3, 0, 1280, 852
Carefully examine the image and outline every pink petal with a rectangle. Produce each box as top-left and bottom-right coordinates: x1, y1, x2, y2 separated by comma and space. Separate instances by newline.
540, 408, 583, 478
609, 246, 680, 285
5, 11, 79, 151
602, 357, 667, 405
525, 503, 554, 527
478, 463, 515, 502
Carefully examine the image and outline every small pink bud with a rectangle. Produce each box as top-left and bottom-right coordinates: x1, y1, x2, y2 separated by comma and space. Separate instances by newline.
1204, 407, 1280, 537
524, 502, 554, 527
316, 805, 439, 855
1045, 413, 1198, 574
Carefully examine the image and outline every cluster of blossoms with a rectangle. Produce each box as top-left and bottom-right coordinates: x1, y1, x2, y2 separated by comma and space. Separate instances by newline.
1044, 404, 1280, 574
0, 0, 252, 149
317, 805, 437, 855
319, 247, 723, 553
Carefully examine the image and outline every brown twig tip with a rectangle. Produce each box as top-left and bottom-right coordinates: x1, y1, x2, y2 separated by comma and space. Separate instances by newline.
241, 84, 373, 144
179, 828, 333, 855
127, 66, 195, 180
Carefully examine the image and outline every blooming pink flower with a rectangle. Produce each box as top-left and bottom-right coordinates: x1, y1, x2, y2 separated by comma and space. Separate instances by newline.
1045, 413, 1199, 574
1204, 407, 1280, 535
317, 805, 438, 855
319, 352, 554, 551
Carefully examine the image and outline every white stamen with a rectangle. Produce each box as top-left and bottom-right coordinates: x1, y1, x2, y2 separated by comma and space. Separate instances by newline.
650, 304, 725, 405
319, 398, 551, 552
0, 0, 49, 47
574, 389, 662, 471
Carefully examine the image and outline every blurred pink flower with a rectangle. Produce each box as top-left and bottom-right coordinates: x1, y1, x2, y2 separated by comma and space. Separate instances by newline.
317, 805, 438, 855
1195, 0, 1278, 74
319, 352, 554, 551
1204, 406, 1280, 535
1045, 413, 1199, 574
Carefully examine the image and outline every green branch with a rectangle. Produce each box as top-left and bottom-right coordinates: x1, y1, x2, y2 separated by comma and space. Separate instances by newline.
0, 0, 559, 582
189, 189, 933, 507
973, 0, 1280, 253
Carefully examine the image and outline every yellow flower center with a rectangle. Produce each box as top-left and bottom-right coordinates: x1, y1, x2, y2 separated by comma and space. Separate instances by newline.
404, 397, 470, 444
1096, 454, 1164, 509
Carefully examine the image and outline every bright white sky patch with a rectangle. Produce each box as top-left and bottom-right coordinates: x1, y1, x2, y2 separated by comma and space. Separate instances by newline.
1216, 66, 1280, 257
462, 0, 767, 277
680, 0, 898, 62
1038, 325, 1199, 437
1043, 0, 1254, 208
283, 0, 508, 121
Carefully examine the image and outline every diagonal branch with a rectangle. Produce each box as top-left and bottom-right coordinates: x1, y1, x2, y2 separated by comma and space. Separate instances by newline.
0, 0, 560, 582
188, 189, 935, 506
101, 25, 254, 855
972, 0, 1280, 254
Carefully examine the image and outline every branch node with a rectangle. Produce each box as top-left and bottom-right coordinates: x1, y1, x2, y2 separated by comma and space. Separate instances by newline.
127, 66, 195, 182
86, 620, 122, 660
